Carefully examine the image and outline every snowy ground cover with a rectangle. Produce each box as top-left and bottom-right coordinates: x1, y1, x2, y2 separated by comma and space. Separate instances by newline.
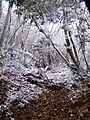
0, 49, 74, 105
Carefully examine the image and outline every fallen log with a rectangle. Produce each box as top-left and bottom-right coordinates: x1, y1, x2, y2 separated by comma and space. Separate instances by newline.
23, 73, 42, 79
26, 77, 64, 90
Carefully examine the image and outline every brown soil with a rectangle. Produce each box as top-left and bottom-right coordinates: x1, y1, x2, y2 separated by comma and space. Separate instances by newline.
0, 78, 8, 104
11, 79, 90, 120
0, 74, 90, 120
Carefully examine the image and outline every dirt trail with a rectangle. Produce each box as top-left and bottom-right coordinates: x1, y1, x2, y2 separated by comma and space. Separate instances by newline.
0, 73, 90, 120
11, 79, 90, 120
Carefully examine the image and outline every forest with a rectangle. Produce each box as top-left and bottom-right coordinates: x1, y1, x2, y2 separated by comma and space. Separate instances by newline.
0, 0, 90, 119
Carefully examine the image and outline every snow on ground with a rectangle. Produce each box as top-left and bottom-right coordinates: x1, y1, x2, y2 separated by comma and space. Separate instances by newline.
46, 64, 73, 86
0, 49, 74, 105
0, 1, 74, 103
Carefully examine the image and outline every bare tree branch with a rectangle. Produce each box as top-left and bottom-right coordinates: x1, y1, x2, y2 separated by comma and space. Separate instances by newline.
32, 16, 70, 68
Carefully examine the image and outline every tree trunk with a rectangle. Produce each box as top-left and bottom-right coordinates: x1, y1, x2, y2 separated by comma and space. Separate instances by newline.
0, 3, 11, 48
64, 30, 77, 66
0, 0, 2, 18
68, 31, 80, 68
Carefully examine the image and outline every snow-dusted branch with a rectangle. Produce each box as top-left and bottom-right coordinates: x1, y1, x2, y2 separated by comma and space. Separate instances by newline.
32, 16, 70, 68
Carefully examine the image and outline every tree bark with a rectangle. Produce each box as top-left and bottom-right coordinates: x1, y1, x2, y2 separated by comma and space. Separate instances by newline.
0, 0, 2, 18
0, 3, 11, 48
68, 31, 79, 63
64, 30, 77, 66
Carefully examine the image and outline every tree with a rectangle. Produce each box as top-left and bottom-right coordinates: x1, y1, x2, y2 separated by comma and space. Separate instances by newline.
0, 1, 12, 47
1, 0, 90, 74
0, 0, 26, 48
0, 0, 2, 18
